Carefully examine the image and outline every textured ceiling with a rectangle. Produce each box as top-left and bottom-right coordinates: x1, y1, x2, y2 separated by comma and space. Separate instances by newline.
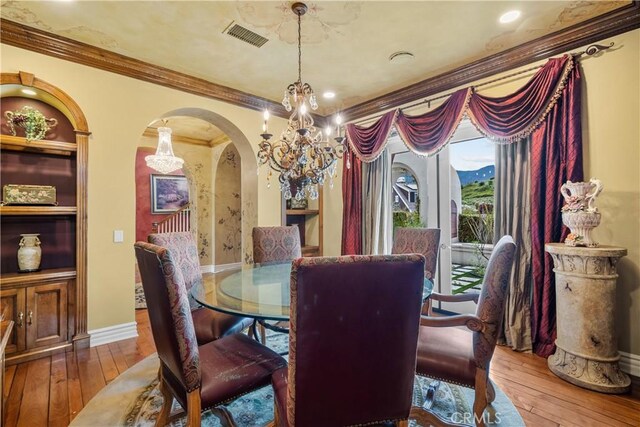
0, 0, 629, 119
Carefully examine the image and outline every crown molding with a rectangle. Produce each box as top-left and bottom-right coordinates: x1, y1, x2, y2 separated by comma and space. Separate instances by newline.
341, 1, 640, 122
1, 2, 639, 124
0, 18, 290, 119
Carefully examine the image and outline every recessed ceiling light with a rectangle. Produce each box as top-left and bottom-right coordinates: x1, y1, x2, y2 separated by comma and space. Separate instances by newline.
389, 51, 414, 65
323, 91, 336, 99
499, 10, 521, 24
21, 89, 37, 95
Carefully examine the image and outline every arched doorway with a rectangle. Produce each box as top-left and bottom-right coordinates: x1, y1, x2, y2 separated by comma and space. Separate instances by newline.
133, 109, 257, 308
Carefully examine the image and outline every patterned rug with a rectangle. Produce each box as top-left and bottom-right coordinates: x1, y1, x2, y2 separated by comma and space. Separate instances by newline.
70, 333, 523, 427
135, 281, 146, 309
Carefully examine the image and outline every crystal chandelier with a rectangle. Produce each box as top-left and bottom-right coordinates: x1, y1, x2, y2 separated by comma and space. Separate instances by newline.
145, 120, 184, 174
257, 2, 345, 200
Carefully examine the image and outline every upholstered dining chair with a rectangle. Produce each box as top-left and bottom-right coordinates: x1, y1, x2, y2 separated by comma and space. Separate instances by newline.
252, 226, 302, 265
392, 227, 441, 281
270, 254, 426, 427
148, 232, 253, 345
392, 227, 441, 315
252, 226, 302, 343
411, 235, 516, 427
134, 242, 287, 427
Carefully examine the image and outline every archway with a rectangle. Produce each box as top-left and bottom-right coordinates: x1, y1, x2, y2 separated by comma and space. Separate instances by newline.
157, 108, 258, 265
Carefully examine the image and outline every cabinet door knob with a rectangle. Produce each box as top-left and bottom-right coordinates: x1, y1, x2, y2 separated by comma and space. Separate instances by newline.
17, 311, 24, 327
27, 310, 33, 326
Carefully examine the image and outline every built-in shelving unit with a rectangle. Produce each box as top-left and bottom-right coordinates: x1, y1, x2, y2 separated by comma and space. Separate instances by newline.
0, 71, 90, 365
281, 188, 323, 257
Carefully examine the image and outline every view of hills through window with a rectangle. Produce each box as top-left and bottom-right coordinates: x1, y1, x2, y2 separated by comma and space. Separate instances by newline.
450, 137, 495, 245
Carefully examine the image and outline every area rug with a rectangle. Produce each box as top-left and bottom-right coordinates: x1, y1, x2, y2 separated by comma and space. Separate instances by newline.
70, 333, 523, 427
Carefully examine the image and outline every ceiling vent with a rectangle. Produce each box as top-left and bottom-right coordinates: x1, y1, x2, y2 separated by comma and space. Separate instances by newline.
223, 22, 269, 48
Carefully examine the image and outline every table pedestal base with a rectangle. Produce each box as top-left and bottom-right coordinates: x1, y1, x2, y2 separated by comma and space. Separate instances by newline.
548, 345, 630, 394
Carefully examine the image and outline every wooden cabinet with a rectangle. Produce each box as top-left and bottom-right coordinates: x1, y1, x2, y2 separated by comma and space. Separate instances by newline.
0, 278, 69, 358
281, 187, 323, 256
0, 71, 90, 364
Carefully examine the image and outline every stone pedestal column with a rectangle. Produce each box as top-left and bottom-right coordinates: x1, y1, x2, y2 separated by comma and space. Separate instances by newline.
545, 243, 629, 393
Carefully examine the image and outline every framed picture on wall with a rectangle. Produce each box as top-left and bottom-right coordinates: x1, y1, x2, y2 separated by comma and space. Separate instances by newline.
150, 174, 190, 214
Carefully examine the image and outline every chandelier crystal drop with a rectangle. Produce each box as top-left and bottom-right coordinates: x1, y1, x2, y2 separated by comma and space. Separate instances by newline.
256, 2, 346, 200
145, 125, 184, 174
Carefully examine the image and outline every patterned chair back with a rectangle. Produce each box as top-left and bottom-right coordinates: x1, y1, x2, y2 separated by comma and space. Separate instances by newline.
148, 232, 202, 292
288, 254, 425, 426
134, 242, 201, 393
252, 226, 302, 265
473, 235, 516, 368
392, 227, 441, 280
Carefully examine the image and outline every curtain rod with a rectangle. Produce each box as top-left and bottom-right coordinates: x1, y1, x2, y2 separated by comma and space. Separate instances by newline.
352, 43, 614, 126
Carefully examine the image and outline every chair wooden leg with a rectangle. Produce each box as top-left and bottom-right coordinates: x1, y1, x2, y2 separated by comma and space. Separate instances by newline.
473, 369, 489, 427
397, 420, 408, 427
155, 370, 173, 427
259, 323, 266, 344
486, 377, 496, 404
186, 389, 202, 427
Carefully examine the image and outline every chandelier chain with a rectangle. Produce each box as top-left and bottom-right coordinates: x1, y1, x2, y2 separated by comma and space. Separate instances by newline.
297, 12, 302, 83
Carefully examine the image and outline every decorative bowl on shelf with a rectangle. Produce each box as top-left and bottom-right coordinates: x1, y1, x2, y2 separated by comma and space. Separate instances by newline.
4, 106, 58, 141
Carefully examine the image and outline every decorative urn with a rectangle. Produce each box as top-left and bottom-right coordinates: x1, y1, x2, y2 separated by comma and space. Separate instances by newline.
17, 233, 42, 272
560, 179, 603, 247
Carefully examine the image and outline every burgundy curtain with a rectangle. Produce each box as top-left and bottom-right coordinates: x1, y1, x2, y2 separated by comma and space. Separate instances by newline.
396, 88, 471, 155
341, 149, 362, 255
467, 55, 582, 357
530, 61, 583, 356
341, 56, 582, 356
468, 56, 574, 141
346, 110, 398, 161
342, 110, 397, 254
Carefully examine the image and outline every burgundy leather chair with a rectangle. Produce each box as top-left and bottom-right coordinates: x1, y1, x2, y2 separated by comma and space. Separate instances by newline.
252, 226, 302, 265
271, 254, 426, 427
134, 242, 287, 426
411, 236, 516, 427
148, 232, 253, 345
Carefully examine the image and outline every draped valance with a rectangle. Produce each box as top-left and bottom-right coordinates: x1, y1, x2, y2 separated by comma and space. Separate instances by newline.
345, 55, 576, 161
342, 53, 584, 358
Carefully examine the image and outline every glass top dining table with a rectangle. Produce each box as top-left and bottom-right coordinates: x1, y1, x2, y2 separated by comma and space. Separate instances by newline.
190, 262, 434, 322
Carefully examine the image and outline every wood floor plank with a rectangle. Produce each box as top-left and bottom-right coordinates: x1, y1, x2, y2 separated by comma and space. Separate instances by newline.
75, 347, 106, 406
16, 357, 51, 427
3, 364, 16, 403
4, 363, 28, 427
48, 352, 69, 427
4, 309, 639, 426
517, 408, 560, 427
108, 341, 130, 374
65, 351, 84, 422
96, 344, 119, 383
491, 359, 640, 424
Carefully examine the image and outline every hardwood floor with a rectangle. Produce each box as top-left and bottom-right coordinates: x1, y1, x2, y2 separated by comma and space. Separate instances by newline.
4, 309, 640, 426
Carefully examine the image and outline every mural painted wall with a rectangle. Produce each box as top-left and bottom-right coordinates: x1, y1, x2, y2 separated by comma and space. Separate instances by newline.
137, 135, 214, 267
214, 143, 242, 265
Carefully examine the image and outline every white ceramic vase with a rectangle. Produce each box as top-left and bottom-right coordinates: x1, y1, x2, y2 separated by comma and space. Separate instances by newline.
18, 233, 42, 272
560, 179, 603, 247
561, 211, 601, 247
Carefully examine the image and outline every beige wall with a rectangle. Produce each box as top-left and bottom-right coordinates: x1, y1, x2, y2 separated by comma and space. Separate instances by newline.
1, 44, 288, 331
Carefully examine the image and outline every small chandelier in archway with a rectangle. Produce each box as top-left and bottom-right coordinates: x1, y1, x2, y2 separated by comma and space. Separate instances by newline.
256, 2, 346, 200
145, 119, 184, 174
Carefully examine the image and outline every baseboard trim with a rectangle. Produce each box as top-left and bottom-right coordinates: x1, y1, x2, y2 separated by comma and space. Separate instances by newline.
201, 262, 242, 274
620, 351, 640, 377
88, 322, 138, 347
200, 264, 215, 274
